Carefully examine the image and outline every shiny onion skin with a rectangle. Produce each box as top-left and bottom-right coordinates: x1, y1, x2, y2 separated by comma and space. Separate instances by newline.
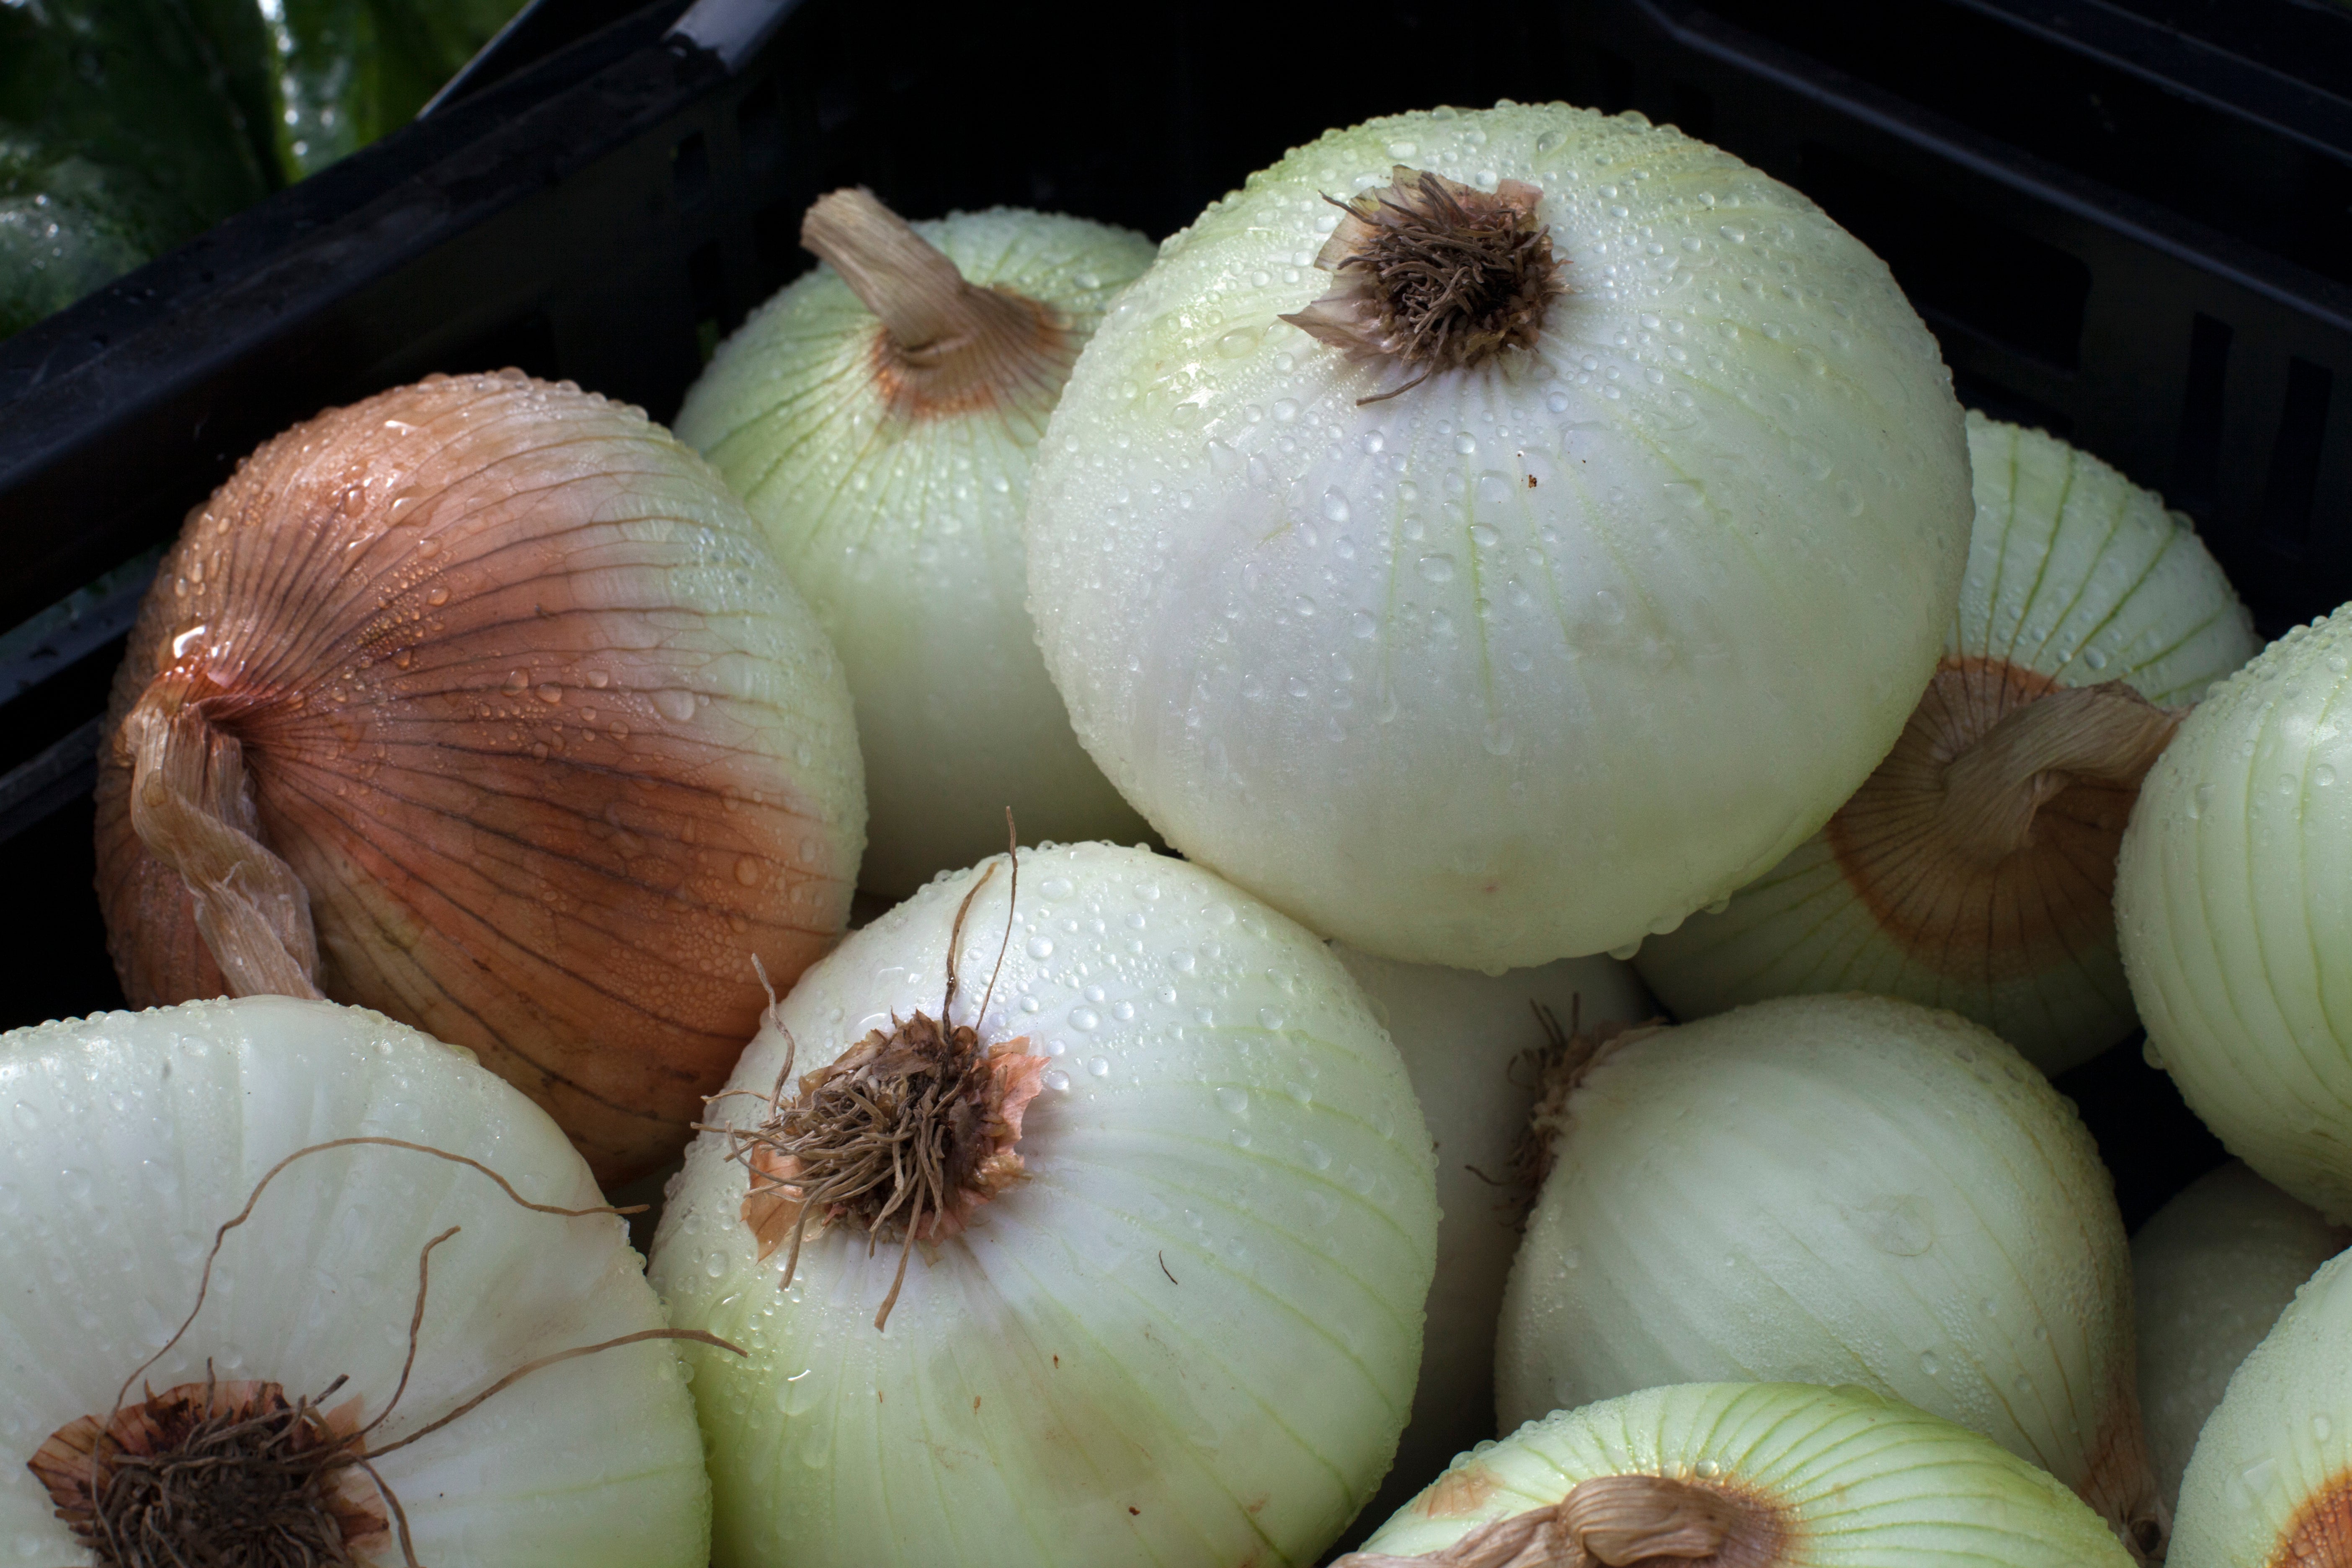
94, 371, 866, 1183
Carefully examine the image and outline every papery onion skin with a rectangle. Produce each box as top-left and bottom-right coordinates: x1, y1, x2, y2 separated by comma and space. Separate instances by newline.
0, 995, 710, 1567
2118, 605, 2352, 1224
2171, 1250, 2352, 1567
1025, 102, 1972, 969
93, 371, 866, 1183
1493, 993, 2163, 1555
676, 209, 1156, 895
1352, 1382, 2131, 1565
649, 842, 1438, 1568
2135, 1162, 2349, 1512
1331, 944, 1651, 1538
1638, 414, 2258, 1074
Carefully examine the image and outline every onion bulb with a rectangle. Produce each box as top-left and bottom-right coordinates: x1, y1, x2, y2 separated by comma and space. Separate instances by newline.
0, 995, 714, 1567
648, 841, 1437, 1567
676, 194, 1156, 894
2118, 603, 2352, 1223
2134, 1161, 2348, 1511
2170, 1249, 2352, 1566
1025, 101, 1973, 969
1331, 944, 1651, 1535
93, 370, 866, 1181
1493, 993, 2166, 1559
1339, 1382, 2133, 1567
1638, 414, 2258, 1074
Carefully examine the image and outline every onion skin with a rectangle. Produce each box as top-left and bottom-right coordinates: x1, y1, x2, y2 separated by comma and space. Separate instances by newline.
1493, 993, 2164, 1557
650, 843, 1438, 1568
677, 207, 1157, 895
1350, 1382, 2133, 1566
1638, 414, 2257, 1075
1330, 945, 1651, 1540
2171, 1250, 2352, 1567
2135, 1162, 2349, 1512
0, 995, 712, 1568
1026, 102, 1971, 969
93, 371, 866, 1183
2117, 605, 2352, 1223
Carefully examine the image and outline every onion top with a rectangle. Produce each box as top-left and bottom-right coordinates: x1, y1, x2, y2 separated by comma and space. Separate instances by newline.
650, 842, 1438, 1568
677, 196, 1156, 894
1638, 413, 2257, 1075
1342, 1382, 2133, 1566
1493, 992, 2164, 1559
1026, 101, 1972, 969
0, 995, 712, 1568
2171, 1249, 2352, 1566
94, 371, 865, 1181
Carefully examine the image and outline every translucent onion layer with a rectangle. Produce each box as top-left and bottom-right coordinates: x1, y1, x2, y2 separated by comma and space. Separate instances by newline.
1026, 102, 1971, 970
1350, 1382, 2131, 1566
1493, 993, 2164, 1557
650, 843, 1438, 1568
677, 207, 1156, 894
1331, 944, 1651, 1538
1638, 413, 2257, 1075
2171, 1250, 2352, 1566
2135, 1162, 2348, 1511
0, 995, 710, 1567
93, 371, 866, 1181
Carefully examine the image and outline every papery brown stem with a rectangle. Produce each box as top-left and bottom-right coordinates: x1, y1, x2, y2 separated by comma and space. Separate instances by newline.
121, 671, 322, 1000
1937, 680, 2181, 863
1332, 1473, 1772, 1568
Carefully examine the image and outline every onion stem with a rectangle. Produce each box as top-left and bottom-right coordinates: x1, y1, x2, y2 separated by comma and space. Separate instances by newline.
1334, 1473, 1769, 1566
1936, 680, 2180, 863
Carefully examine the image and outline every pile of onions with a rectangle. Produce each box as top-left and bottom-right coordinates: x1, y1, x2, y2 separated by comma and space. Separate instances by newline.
1638, 413, 2257, 1074
0, 995, 714, 1566
2133, 1161, 2349, 1508
1493, 992, 2166, 1558
2118, 603, 2352, 1222
1024, 101, 1973, 970
93, 371, 866, 1180
1340, 1382, 2132, 1566
1331, 944, 1651, 1535
648, 842, 1438, 1567
2170, 1249, 2352, 1565
675, 193, 1157, 894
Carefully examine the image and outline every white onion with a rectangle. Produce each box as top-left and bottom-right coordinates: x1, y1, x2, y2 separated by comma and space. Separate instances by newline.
2170, 1249, 2352, 1566
1493, 992, 2164, 1557
1638, 413, 2257, 1074
1343, 1382, 2133, 1566
677, 200, 1155, 895
2134, 1161, 2348, 1510
2118, 604, 2352, 1222
1026, 101, 1973, 970
0, 995, 710, 1567
1330, 945, 1650, 1536
648, 842, 1437, 1567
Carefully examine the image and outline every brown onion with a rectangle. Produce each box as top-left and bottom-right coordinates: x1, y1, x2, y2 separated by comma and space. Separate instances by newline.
94, 371, 866, 1182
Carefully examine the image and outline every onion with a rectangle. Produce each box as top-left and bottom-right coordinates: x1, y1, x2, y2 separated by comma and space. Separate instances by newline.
675, 194, 1157, 894
1338, 1382, 2133, 1567
2134, 1161, 2348, 1511
93, 370, 866, 1181
1331, 944, 1651, 1534
2117, 604, 2352, 1223
647, 841, 1438, 1567
0, 995, 714, 1567
2170, 1249, 2352, 1566
1025, 102, 1973, 969
1637, 414, 2258, 1074
1493, 992, 2165, 1559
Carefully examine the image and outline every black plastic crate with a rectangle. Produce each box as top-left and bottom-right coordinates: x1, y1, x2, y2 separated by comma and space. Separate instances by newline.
5, 0, 2344, 1224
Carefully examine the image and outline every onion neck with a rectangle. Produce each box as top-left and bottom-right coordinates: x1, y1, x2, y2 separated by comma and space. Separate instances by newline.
1334, 1473, 1785, 1566
1936, 680, 2180, 864
799, 188, 1074, 416
120, 665, 322, 1000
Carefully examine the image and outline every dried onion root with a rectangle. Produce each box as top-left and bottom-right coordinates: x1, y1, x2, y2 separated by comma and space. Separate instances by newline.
93, 370, 866, 1181
1638, 413, 2257, 1075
